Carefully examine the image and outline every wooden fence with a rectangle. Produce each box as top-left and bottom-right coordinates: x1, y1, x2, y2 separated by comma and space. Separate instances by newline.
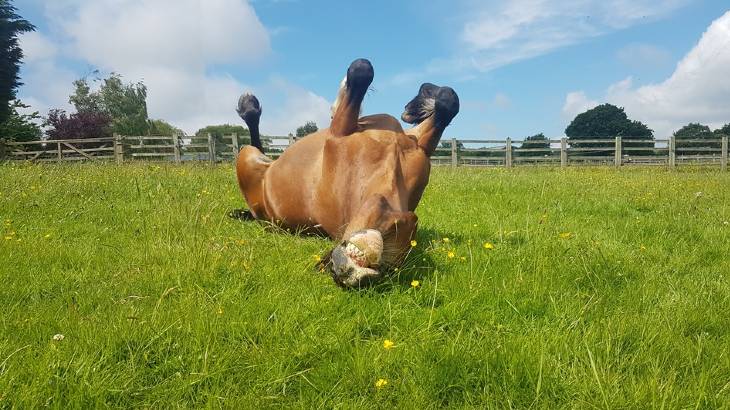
0, 134, 727, 170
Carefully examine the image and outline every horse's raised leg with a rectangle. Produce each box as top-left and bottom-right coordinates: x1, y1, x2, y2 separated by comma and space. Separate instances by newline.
402, 83, 460, 156
235, 93, 271, 219
330, 58, 374, 137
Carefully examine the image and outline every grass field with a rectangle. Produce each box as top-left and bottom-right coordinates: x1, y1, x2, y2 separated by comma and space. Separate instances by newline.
1, 162, 729, 408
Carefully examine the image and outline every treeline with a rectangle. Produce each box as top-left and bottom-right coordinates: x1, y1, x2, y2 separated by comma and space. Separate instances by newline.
437, 104, 728, 157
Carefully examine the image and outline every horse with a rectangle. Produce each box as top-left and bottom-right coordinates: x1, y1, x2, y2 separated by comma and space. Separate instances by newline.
235, 58, 459, 288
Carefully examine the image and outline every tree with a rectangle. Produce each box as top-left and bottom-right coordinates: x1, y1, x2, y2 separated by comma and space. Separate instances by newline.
518, 133, 552, 157
674, 123, 719, 155
195, 124, 252, 155
296, 121, 318, 138
69, 73, 149, 136
148, 119, 183, 136
45, 109, 112, 142
0, 0, 35, 125
714, 123, 730, 137
565, 104, 654, 156
0, 100, 41, 142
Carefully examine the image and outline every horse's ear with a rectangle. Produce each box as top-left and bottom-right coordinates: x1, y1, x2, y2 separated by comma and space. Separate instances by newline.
401, 83, 439, 125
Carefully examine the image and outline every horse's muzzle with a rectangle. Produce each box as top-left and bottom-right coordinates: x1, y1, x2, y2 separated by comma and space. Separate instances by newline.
330, 229, 383, 288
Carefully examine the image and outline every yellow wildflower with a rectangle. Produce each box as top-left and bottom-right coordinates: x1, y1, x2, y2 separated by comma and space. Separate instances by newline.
375, 379, 388, 389
411, 280, 420, 288
410, 240, 417, 247
483, 242, 494, 250
640, 245, 646, 251
217, 307, 223, 315
383, 339, 395, 350
44, 233, 52, 239
443, 237, 450, 243
447, 251, 455, 259
313, 254, 322, 262
559, 232, 572, 239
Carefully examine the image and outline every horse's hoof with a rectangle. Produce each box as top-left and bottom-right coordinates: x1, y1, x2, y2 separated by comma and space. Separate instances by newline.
346, 58, 374, 98
434, 86, 459, 127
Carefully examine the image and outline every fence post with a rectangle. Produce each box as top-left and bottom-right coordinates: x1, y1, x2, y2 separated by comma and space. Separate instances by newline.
451, 138, 457, 167
113, 134, 123, 164
669, 135, 676, 169
207, 133, 216, 164
614, 136, 622, 167
56, 141, 62, 161
172, 133, 181, 163
231, 134, 240, 160
560, 137, 567, 167
722, 135, 728, 171
505, 137, 513, 168
0, 138, 6, 161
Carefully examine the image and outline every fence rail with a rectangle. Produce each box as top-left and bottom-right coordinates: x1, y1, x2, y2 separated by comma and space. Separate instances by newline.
0, 134, 727, 170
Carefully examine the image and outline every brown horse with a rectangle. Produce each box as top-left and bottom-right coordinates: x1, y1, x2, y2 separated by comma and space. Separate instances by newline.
235, 58, 459, 287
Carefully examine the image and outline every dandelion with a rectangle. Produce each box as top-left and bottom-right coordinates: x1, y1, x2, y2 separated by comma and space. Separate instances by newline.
411, 280, 420, 288
447, 251, 455, 259
483, 242, 494, 250
640, 245, 646, 251
443, 237, 450, 243
375, 378, 388, 389
559, 232, 572, 239
410, 240, 417, 247
383, 339, 395, 350
313, 255, 321, 262
217, 307, 224, 315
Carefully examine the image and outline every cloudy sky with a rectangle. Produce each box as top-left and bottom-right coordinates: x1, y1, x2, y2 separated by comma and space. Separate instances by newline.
15, 0, 730, 138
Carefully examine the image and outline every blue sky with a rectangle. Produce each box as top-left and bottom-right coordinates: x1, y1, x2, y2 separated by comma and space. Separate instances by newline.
15, 0, 730, 138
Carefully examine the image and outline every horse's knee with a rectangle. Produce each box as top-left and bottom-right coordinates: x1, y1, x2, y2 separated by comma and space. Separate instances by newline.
236, 146, 271, 219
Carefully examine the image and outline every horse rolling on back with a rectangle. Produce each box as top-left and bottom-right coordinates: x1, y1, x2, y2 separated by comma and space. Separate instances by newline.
235, 58, 459, 288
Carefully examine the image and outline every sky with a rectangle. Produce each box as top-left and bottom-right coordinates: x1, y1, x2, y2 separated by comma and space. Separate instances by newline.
14, 0, 730, 139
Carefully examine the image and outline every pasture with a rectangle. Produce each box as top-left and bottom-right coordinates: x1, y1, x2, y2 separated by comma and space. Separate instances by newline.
1, 162, 729, 408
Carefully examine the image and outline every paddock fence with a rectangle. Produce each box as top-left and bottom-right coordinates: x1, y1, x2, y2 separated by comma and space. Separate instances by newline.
0, 134, 727, 170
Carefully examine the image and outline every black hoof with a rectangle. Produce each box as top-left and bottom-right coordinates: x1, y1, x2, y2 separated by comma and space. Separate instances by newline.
434, 87, 459, 127
401, 83, 439, 124
237, 93, 262, 124
346, 58, 374, 100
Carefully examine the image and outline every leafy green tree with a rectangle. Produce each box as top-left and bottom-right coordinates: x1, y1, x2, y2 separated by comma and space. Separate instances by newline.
69, 73, 149, 136
0, 0, 34, 125
196, 124, 252, 155
148, 119, 183, 136
0, 99, 41, 142
296, 121, 318, 138
565, 104, 654, 155
674, 123, 719, 155
518, 133, 552, 157
714, 123, 730, 137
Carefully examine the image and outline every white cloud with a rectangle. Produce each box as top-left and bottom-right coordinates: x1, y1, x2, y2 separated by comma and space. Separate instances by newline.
563, 11, 730, 136
19, 31, 57, 63
391, 0, 691, 84
17, 0, 331, 135
561, 91, 599, 120
460, 0, 689, 71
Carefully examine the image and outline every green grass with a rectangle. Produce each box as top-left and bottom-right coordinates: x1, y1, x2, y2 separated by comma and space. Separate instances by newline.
1, 162, 729, 408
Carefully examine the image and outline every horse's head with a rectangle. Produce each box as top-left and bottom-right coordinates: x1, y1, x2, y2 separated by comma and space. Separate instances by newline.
327, 200, 418, 288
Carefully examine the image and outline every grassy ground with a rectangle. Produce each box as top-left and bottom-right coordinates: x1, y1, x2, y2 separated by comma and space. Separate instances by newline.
1, 162, 729, 408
